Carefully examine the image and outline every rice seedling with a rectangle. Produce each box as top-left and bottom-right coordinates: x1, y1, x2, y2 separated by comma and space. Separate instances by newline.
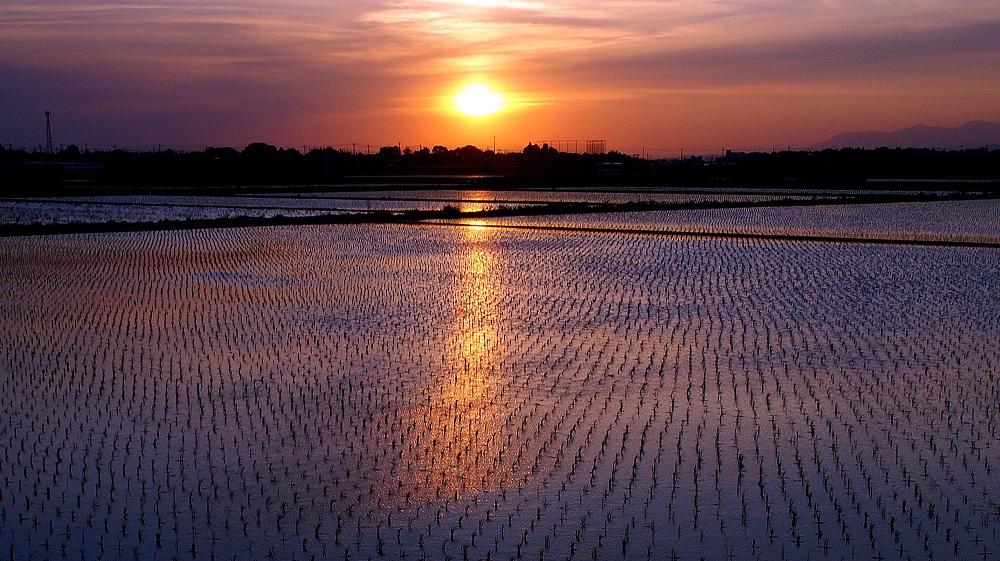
0, 204, 997, 560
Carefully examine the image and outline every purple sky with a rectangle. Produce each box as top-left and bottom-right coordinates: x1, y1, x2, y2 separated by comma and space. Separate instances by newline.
3, 0, 999, 155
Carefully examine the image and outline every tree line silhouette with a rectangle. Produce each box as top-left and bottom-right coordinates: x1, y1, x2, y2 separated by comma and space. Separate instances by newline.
1, 141, 998, 192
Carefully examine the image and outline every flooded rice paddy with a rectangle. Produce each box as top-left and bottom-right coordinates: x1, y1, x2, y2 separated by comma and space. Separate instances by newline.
454, 199, 1000, 245
0, 189, 820, 226
1, 209, 999, 561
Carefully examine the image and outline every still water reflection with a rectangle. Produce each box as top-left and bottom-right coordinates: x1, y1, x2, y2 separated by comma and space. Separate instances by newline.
399, 224, 513, 503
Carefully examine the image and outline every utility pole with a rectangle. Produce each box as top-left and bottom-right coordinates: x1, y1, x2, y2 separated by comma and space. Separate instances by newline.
45, 111, 53, 155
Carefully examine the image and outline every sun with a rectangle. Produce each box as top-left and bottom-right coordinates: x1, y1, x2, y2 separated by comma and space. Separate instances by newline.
455, 84, 503, 117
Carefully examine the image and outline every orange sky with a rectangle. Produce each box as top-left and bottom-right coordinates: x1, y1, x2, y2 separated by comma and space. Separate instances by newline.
3, 0, 999, 155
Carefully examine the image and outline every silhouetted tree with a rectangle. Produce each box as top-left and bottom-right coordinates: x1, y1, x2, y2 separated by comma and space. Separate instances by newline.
242, 142, 279, 162
59, 145, 81, 160
378, 146, 402, 158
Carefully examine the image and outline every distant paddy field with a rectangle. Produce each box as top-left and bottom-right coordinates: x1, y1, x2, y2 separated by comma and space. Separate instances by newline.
1, 189, 999, 561
0, 188, 826, 226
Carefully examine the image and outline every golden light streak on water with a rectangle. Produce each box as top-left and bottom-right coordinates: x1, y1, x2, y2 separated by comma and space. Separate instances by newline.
395, 224, 515, 504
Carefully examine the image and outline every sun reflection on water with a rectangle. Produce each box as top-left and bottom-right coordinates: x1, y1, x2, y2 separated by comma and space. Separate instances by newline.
458, 190, 499, 213
397, 225, 512, 504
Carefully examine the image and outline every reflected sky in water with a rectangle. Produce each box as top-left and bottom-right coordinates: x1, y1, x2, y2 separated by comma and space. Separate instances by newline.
2, 224, 998, 561
396, 223, 516, 502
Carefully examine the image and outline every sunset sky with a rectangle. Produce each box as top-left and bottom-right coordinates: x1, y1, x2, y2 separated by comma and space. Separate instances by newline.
3, 0, 999, 155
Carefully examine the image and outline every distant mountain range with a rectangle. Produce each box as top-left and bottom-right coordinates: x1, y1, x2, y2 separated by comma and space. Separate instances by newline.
812, 120, 1000, 150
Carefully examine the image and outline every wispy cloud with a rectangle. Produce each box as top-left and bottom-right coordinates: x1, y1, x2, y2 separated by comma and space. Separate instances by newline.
2, 0, 999, 149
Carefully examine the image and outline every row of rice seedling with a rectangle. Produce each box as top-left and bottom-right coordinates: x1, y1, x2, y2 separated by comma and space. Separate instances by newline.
0, 200, 335, 226
1, 223, 997, 560
465, 198, 1000, 245
0, 188, 828, 227
53, 195, 465, 213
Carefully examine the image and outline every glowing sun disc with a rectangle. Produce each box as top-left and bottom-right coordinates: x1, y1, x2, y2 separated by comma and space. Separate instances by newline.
455, 84, 502, 117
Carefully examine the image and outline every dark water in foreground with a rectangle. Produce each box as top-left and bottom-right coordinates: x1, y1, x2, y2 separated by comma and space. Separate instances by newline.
1, 222, 998, 560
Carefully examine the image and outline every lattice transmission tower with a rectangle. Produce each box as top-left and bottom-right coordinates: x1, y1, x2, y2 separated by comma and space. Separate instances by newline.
45, 111, 54, 155
532, 139, 606, 154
